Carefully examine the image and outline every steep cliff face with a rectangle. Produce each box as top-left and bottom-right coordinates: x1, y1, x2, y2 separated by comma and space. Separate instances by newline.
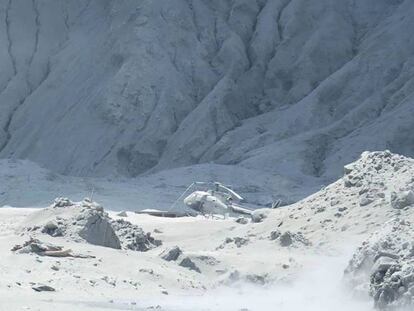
0, 0, 413, 187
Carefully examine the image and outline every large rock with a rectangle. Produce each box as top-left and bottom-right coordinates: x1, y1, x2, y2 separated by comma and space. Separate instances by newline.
78, 212, 121, 249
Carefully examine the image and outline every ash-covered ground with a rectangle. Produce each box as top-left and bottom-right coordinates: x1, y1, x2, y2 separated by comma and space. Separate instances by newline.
0, 151, 413, 310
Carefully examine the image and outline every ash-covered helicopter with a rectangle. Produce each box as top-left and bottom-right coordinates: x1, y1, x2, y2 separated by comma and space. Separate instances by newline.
183, 182, 253, 216
138, 182, 280, 218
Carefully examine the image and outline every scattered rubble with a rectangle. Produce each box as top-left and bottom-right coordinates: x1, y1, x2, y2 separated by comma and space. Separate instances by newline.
245, 274, 269, 285
195, 255, 220, 266
234, 237, 249, 248
220, 270, 270, 286
343, 151, 407, 190
111, 219, 161, 251
217, 237, 249, 249
160, 246, 201, 273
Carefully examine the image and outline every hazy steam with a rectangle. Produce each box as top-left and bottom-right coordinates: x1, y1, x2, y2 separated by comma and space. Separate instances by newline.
130, 255, 374, 311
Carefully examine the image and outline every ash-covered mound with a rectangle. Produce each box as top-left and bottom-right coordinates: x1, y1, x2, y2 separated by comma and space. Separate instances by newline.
343, 150, 414, 192
345, 219, 414, 310
290, 151, 414, 308
22, 197, 160, 251
270, 151, 414, 239
338, 150, 414, 212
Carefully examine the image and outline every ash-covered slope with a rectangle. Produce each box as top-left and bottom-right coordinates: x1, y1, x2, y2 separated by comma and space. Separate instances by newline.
1, 0, 414, 189
253, 150, 414, 308
260, 151, 414, 247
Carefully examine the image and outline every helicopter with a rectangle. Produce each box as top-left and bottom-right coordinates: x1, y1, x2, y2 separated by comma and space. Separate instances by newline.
138, 182, 280, 218
182, 182, 254, 216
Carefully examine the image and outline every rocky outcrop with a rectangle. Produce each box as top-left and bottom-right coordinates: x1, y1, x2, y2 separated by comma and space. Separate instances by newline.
217, 236, 249, 250
23, 198, 160, 252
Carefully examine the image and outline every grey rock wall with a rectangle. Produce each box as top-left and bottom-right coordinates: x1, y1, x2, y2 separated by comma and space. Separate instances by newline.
0, 0, 413, 190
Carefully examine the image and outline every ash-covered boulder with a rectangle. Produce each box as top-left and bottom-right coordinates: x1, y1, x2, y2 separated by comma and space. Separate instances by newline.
269, 230, 311, 247
78, 212, 121, 249
235, 216, 249, 225
280, 232, 294, 247
160, 246, 183, 262
32, 284, 56, 292
179, 257, 201, 273
390, 190, 414, 209
52, 197, 74, 208
269, 230, 281, 241
359, 194, 375, 207
42, 220, 64, 237
12, 238, 63, 255
234, 237, 249, 248
251, 209, 271, 223
345, 219, 414, 309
